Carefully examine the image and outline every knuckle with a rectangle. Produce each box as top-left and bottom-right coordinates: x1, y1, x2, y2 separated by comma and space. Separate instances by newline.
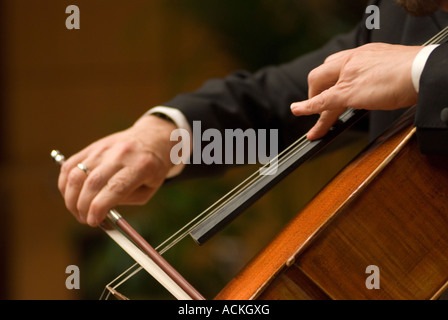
85, 171, 103, 190
107, 176, 129, 196
60, 162, 71, 176
67, 169, 84, 187
312, 92, 328, 112
137, 153, 158, 172
115, 140, 136, 158
135, 153, 167, 181
342, 63, 357, 76
307, 68, 319, 85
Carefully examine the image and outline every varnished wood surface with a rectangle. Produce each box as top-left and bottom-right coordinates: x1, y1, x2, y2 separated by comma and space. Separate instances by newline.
294, 133, 448, 299
215, 120, 448, 300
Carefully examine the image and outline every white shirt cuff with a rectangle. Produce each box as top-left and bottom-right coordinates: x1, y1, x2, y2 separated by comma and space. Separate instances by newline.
144, 106, 192, 178
412, 44, 439, 93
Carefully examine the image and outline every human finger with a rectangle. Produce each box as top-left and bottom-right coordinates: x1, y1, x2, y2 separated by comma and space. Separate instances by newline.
85, 161, 164, 226
307, 62, 339, 99
58, 150, 89, 196
306, 108, 346, 141
76, 160, 123, 222
291, 86, 346, 117
63, 162, 91, 223
307, 50, 350, 98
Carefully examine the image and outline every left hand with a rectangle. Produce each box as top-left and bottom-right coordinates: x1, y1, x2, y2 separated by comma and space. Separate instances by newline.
290, 43, 423, 140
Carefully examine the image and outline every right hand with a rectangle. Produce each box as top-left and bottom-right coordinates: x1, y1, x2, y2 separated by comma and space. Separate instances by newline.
58, 115, 178, 227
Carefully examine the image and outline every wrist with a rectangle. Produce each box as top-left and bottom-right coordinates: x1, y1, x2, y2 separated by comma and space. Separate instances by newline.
133, 114, 178, 174
142, 106, 192, 178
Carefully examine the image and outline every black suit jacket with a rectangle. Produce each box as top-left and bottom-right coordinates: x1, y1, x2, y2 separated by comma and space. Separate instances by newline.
163, 0, 448, 179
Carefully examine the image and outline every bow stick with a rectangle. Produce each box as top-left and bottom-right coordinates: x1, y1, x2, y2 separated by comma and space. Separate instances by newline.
51, 150, 204, 300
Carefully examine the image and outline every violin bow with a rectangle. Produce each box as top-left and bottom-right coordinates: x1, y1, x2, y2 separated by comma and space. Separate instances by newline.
51, 150, 204, 300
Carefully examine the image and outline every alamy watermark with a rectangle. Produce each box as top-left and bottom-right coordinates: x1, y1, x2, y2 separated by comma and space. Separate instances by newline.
65, 265, 80, 290
365, 265, 380, 290
66, 5, 80, 30
64, 5, 379, 32
365, 5, 380, 30
170, 121, 279, 175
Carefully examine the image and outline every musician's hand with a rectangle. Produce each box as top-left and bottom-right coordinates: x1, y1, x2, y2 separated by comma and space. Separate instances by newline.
290, 43, 422, 140
58, 115, 178, 226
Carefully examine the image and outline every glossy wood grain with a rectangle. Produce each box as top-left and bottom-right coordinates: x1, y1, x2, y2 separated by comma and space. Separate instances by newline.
216, 117, 448, 300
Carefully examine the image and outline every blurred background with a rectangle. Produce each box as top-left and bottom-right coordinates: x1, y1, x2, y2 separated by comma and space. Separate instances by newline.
0, 0, 368, 299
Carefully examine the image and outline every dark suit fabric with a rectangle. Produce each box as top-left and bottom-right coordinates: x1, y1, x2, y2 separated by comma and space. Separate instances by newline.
163, 0, 448, 179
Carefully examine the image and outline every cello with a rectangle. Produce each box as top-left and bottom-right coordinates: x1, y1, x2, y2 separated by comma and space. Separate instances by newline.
216, 107, 448, 300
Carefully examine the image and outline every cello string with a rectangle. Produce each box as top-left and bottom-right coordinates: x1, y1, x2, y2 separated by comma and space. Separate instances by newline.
155, 108, 357, 253
155, 133, 312, 253
155, 133, 310, 253
104, 108, 356, 294
101, 262, 142, 299
103, 26, 448, 297
425, 25, 448, 45
103, 132, 311, 295
172, 23, 447, 248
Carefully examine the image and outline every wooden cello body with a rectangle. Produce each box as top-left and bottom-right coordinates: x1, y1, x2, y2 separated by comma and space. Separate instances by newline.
215, 111, 448, 300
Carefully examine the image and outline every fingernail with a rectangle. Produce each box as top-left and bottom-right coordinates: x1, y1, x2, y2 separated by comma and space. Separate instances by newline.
290, 103, 300, 113
306, 131, 314, 141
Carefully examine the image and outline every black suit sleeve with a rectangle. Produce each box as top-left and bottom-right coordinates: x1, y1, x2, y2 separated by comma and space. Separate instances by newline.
415, 42, 448, 155
163, 23, 369, 179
